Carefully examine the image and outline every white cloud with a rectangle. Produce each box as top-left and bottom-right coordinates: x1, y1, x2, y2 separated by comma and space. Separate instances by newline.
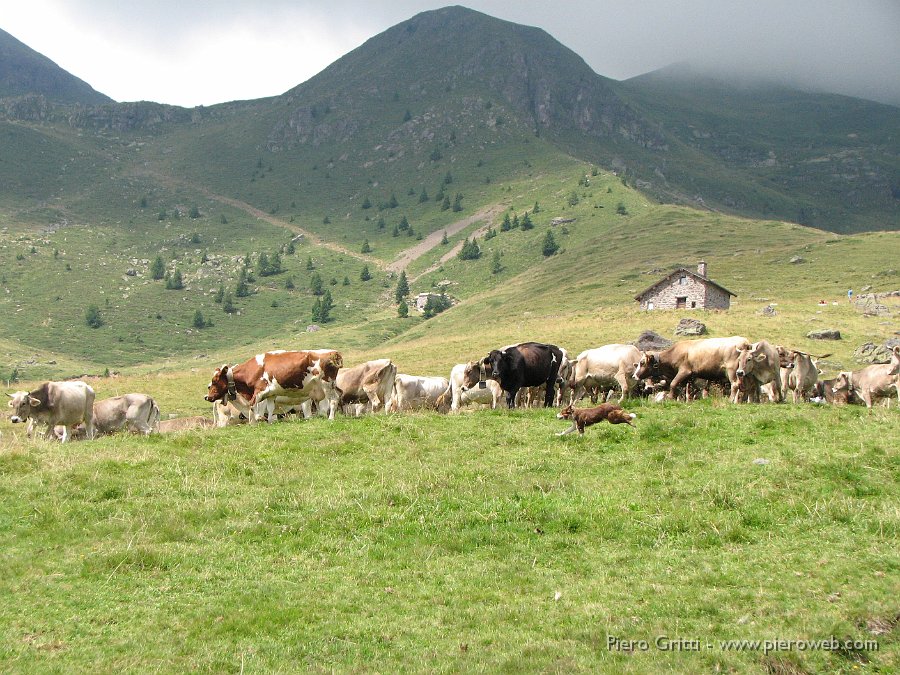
3, 0, 898, 106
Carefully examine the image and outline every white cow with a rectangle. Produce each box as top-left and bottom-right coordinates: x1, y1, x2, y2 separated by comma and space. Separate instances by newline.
387, 374, 451, 413
448, 362, 503, 411
8, 381, 95, 442
571, 344, 642, 403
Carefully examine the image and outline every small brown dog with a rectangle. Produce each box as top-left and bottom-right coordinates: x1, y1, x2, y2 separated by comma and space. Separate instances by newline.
556, 402, 636, 436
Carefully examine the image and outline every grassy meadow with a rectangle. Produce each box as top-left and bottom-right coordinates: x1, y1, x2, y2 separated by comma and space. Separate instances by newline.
1, 401, 897, 672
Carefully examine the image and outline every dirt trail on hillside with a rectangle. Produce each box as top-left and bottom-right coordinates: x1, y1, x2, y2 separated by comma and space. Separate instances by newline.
133, 167, 506, 276
387, 204, 505, 275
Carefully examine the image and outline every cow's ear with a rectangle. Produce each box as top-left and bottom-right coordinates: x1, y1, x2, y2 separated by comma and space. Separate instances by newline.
754, 353, 767, 362
28, 396, 41, 407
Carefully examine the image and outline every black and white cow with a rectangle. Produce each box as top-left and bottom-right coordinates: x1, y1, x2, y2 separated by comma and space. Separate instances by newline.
482, 342, 565, 408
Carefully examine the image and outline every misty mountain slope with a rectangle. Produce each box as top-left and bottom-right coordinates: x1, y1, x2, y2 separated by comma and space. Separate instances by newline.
617, 64, 900, 232
0, 27, 111, 105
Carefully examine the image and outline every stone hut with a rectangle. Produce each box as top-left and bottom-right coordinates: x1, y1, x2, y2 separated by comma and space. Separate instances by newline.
635, 261, 735, 311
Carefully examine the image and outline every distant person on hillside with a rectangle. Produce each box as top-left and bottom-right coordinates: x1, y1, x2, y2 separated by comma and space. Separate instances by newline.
847, 289, 853, 303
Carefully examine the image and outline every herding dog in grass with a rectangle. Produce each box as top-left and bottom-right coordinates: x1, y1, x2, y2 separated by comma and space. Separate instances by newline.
556, 402, 636, 436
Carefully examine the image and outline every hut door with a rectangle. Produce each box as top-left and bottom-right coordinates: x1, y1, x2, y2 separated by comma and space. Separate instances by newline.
676, 296, 687, 309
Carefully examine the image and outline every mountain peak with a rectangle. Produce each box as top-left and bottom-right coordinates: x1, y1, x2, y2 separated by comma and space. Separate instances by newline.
0, 27, 112, 105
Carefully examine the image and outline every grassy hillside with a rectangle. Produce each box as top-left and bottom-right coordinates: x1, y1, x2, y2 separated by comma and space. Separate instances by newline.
1, 404, 897, 672
2, 156, 898, 380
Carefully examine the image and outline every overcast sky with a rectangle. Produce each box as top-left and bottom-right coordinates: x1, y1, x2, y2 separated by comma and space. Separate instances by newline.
4, 0, 899, 107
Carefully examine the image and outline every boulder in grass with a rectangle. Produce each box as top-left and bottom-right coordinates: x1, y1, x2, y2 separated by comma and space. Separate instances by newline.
807, 329, 841, 340
674, 318, 707, 336
632, 330, 673, 352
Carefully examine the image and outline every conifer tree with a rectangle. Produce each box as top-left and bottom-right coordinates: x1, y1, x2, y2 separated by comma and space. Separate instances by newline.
395, 271, 410, 303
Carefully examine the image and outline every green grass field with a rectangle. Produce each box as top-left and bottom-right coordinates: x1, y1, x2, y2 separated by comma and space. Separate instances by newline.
1, 401, 897, 672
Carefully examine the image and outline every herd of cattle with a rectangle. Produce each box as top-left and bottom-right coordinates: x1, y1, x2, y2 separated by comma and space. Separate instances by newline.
5, 337, 900, 442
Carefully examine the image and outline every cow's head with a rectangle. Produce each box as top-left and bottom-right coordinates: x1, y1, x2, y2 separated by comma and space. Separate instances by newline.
775, 346, 796, 370
7, 391, 37, 424
204, 364, 234, 403
832, 372, 852, 395
483, 349, 508, 380
735, 343, 768, 379
460, 361, 482, 392
632, 352, 658, 381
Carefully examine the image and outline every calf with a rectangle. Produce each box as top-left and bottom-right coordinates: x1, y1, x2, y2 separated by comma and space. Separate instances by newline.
556, 402, 637, 436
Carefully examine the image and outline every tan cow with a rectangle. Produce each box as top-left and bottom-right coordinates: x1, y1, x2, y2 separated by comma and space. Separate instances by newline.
633, 336, 750, 402
833, 346, 900, 409
735, 340, 783, 402
777, 347, 829, 403
335, 359, 397, 415
92, 394, 159, 436
8, 381, 95, 442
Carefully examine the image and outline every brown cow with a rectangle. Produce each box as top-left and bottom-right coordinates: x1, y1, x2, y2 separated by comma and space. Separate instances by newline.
633, 336, 750, 402
204, 349, 343, 422
335, 359, 397, 415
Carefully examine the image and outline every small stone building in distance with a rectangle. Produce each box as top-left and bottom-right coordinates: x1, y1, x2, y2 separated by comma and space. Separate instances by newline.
635, 261, 735, 310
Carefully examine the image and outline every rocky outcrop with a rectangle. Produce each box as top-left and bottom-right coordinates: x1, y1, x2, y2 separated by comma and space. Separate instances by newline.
674, 318, 707, 336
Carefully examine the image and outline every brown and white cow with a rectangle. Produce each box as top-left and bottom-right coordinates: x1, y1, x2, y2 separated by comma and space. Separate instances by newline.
735, 340, 783, 403
204, 349, 343, 422
832, 346, 900, 409
387, 374, 451, 413
8, 381, 95, 442
633, 336, 750, 402
571, 344, 641, 403
92, 393, 159, 436
335, 359, 397, 415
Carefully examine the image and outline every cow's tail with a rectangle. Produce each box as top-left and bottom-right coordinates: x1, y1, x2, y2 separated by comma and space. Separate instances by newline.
148, 399, 161, 434
386, 375, 401, 413
378, 362, 398, 413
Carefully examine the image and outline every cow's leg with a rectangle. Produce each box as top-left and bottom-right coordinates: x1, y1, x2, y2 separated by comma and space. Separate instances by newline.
506, 388, 517, 409
58, 425, 70, 443
861, 390, 873, 409
668, 369, 691, 400
543, 381, 556, 408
